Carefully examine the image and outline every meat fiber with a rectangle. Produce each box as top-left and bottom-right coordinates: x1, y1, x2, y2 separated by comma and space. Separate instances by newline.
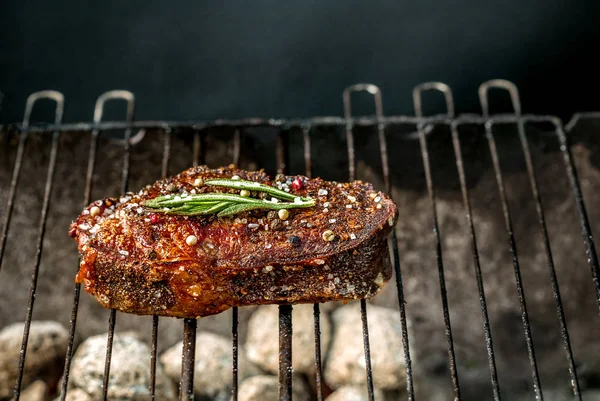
70, 165, 398, 318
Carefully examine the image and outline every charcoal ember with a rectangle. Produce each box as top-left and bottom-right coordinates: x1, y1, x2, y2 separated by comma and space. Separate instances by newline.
235, 375, 311, 401
160, 331, 260, 401
0, 321, 68, 399
11, 380, 47, 401
53, 388, 92, 401
324, 302, 406, 390
66, 331, 175, 401
245, 304, 332, 374
324, 385, 385, 401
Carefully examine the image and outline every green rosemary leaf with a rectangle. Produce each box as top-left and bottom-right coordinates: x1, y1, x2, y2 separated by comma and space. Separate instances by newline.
141, 177, 315, 217
216, 198, 315, 217
204, 178, 303, 202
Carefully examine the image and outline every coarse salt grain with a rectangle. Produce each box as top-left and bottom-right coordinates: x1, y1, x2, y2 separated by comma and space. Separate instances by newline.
186, 235, 198, 246
346, 204, 352, 209
329, 219, 336, 224
318, 189, 328, 196
323, 202, 330, 207
350, 233, 356, 240
248, 223, 259, 229
118, 250, 129, 256
347, 195, 356, 202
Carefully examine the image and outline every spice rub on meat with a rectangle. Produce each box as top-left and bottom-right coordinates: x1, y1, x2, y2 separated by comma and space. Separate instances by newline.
70, 165, 399, 318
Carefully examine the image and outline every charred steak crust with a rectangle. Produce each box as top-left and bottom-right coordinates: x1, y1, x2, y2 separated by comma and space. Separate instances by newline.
71, 165, 398, 318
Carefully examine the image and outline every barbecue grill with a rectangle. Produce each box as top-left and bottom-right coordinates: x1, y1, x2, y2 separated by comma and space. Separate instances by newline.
0, 79, 599, 401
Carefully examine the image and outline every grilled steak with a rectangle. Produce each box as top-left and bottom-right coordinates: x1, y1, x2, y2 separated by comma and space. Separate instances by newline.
70, 165, 398, 318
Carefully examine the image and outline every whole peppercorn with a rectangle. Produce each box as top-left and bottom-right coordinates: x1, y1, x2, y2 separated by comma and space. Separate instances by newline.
291, 178, 303, 191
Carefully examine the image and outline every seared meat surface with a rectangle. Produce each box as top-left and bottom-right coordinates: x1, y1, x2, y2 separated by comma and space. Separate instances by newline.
70, 165, 398, 318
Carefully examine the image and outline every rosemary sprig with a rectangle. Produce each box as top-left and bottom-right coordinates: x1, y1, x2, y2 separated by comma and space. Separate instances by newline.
142, 178, 315, 217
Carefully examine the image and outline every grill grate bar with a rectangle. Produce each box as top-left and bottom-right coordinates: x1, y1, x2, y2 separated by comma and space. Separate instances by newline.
60, 128, 100, 400
360, 299, 376, 401
545, 124, 585, 396
0, 133, 26, 273
180, 318, 197, 401
193, 131, 202, 168
302, 125, 325, 401
93, 91, 135, 401
150, 315, 159, 401
479, 81, 546, 398
412, 84, 463, 399
102, 310, 117, 401
178, 128, 206, 400
299, 125, 327, 400
275, 129, 294, 401
279, 304, 293, 401
149, 127, 172, 400
231, 128, 241, 401
556, 124, 600, 312
312, 303, 324, 401
231, 306, 239, 401
13, 91, 64, 400
480, 81, 581, 398
232, 128, 241, 166
343, 84, 378, 398
416, 83, 503, 400
11, 113, 574, 135
373, 83, 416, 400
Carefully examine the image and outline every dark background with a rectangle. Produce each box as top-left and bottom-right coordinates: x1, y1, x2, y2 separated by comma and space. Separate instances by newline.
1, 0, 600, 123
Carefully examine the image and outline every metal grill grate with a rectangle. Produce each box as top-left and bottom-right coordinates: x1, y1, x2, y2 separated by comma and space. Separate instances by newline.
0, 80, 599, 401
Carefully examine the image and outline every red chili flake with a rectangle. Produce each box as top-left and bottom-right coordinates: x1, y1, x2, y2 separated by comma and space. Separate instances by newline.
291, 178, 303, 191
69, 227, 77, 238
149, 213, 160, 224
